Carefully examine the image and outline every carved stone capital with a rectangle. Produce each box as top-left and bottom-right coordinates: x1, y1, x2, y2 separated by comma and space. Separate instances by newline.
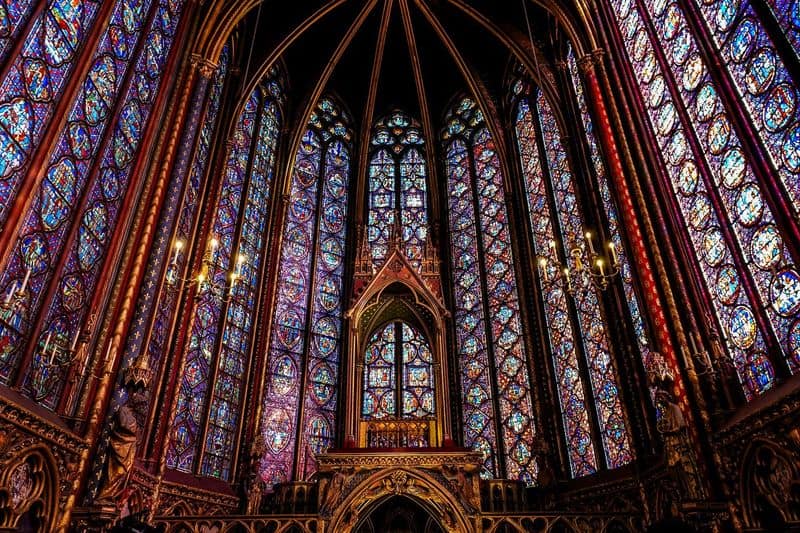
190, 54, 218, 79
577, 49, 605, 74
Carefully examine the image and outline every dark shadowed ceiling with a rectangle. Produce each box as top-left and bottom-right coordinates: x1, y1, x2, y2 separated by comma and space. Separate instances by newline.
229, 0, 566, 140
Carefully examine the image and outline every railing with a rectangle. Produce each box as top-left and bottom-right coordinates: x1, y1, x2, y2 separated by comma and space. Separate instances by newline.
360, 418, 435, 448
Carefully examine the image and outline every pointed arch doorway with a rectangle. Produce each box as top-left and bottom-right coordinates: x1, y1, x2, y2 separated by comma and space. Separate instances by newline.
354, 495, 445, 533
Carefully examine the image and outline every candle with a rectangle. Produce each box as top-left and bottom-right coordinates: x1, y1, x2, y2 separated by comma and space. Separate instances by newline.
596, 258, 605, 277
42, 332, 52, 355
229, 272, 238, 295
549, 239, 557, 253
563, 267, 572, 293
4, 281, 16, 305
49, 344, 56, 365
585, 231, 595, 254
172, 240, 183, 265
20, 268, 31, 293
538, 257, 548, 281
79, 349, 91, 378
608, 241, 617, 266
70, 328, 80, 351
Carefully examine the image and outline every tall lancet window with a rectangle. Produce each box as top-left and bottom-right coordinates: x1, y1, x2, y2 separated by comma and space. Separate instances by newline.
367, 112, 428, 269
444, 97, 538, 484
609, 0, 800, 397
260, 98, 352, 485
513, 80, 634, 476
0, 0, 186, 407
167, 73, 283, 479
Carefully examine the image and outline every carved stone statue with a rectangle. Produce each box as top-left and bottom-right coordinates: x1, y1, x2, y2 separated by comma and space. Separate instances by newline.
442, 464, 479, 514
655, 389, 704, 501
319, 468, 351, 516
96, 390, 143, 504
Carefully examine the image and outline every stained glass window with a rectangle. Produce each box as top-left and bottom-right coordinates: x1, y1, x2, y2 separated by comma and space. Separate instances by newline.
692, 0, 800, 219
367, 112, 428, 270
201, 92, 282, 480
764, 0, 800, 56
260, 98, 351, 485
0, 0, 36, 62
610, 0, 798, 397
512, 73, 634, 474
361, 321, 435, 423
565, 49, 655, 374
167, 73, 281, 473
0, 0, 104, 227
0, 0, 184, 406
444, 97, 537, 484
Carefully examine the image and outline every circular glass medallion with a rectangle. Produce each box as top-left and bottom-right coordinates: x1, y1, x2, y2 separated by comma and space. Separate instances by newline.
771, 269, 800, 316
729, 305, 757, 349
750, 224, 782, 270
735, 183, 764, 227
702, 227, 726, 266
716, 265, 740, 305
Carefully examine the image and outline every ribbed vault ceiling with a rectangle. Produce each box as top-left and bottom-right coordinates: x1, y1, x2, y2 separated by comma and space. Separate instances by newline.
227, 0, 570, 145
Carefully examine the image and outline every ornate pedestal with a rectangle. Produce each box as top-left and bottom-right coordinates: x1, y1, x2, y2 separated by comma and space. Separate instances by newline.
315, 448, 483, 533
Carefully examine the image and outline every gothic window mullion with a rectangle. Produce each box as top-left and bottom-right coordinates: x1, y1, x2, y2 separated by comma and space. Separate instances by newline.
463, 134, 509, 479
529, 90, 610, 472
505, 93, 572, 479
195, 89, 266, 475
290, 137, 329, 480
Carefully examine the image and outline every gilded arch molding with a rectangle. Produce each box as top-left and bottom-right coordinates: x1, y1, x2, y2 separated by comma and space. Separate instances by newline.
324, 466, 478, 533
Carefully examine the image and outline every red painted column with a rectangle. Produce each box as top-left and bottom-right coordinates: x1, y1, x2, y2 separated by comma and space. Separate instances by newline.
580, 57, 694, 419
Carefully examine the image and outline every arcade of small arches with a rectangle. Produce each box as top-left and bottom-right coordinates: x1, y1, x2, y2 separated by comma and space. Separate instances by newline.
0, 0, 799, 532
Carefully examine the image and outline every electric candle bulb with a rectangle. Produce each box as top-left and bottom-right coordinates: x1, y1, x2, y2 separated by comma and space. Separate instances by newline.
585, 231, 595, 254
4, 281, 16, 305
70, 329, 80, 351
43, 332, 52, 356
172, 239, 184, 264
20, 268, 31, 293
